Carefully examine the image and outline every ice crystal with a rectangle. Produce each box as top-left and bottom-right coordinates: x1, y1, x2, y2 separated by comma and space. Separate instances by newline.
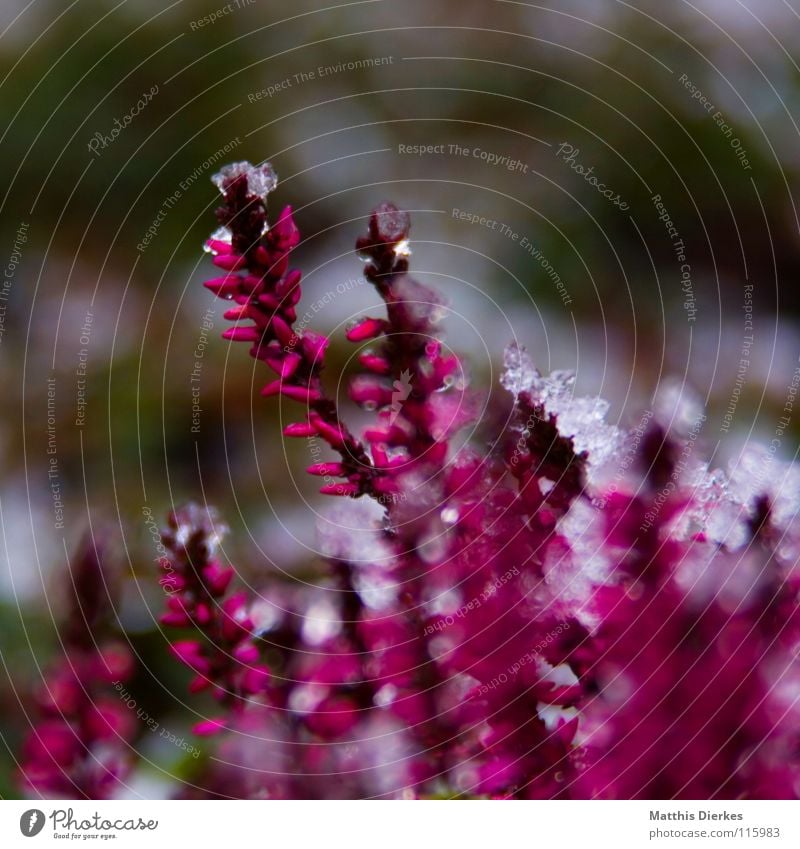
212, 161, 278, 198
502, 343, 624, 474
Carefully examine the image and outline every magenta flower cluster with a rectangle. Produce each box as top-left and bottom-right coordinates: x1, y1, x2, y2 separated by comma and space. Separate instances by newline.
19, 161, 800, 800
19, 538, 136, 798
159, 504, 270, 737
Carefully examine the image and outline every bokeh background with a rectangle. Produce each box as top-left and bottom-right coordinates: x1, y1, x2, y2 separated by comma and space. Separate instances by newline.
1, 0, 799, 797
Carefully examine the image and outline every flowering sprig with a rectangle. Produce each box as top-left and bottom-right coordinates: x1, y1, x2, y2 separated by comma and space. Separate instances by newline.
204, 165, 471, 503
20, 537, 135, 799
203, 162, 377, 498
351, 203, 465, 484
159, 504, 268, 735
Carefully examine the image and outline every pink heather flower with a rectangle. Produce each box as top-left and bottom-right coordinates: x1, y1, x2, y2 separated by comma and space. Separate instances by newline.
19, 536, 136, 799
175, 162, 800, 799
203, 162, 377, 499
160, 504, 269, 734
569, 431, 800, 799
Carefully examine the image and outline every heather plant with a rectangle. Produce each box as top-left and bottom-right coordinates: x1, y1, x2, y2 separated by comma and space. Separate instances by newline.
19, 536, 135, 798
19, 161, 800, 800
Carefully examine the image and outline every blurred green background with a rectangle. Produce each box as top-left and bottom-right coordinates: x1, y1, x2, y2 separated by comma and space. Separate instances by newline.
1, 0, 799, 797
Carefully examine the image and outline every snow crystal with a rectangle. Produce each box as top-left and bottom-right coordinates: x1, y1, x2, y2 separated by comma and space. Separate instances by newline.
440, 506, 459, 526
372, 202, 410, 243
653, 378, 706, 435
417, 528, 450, 564
502, 343, 624, 473
203, 226, 233, 253
556, 499, 613, 584
666, 461, 730, 540
374, 683, 398, 708
317, 498, 395, 566
673, 442, 800, 566
501, 342, 539, 396
728, 444, 800, 530
678, 543, 768, 613
352, 568, 396, 609
288, 683, 326, 714
212, 161, 278, 198
550, 499, 613, 627
770, 461, 800, 529
537, 702, 579, 732
210, 225, 232, 243
704, 500, 750, 550
301, 599, 342, 645
537, 659, 579, 688
730, 447, 800, 566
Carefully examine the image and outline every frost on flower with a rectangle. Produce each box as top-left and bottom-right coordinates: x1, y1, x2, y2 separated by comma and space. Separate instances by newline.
212, 160, 278, 199
653, 377, 706, 436
551, 498, 613, 627
316, 497, 395, 567
502, 342, 624, 477
677, 442, 800, 563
